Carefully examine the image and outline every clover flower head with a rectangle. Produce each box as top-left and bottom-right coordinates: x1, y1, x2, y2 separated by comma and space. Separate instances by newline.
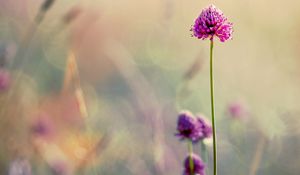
191, 4, 233, 42
183, 153, 205, 175
176, 111, 213, 143
176, 111, 199, 142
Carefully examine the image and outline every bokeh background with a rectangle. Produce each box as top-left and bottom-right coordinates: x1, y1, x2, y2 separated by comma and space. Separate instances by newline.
1, 0, 300, 174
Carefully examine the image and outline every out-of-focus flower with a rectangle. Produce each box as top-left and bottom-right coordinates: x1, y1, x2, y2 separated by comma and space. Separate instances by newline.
183, 154, 205, 175
0, 68, 10, 91
191, 4, 233, 42
31, 114, 55, 139
8, 158, 32, 175
176, 111, 200, 142
196, 115, 212, 140
176, 111, 212, 143
227, 101, 248, 119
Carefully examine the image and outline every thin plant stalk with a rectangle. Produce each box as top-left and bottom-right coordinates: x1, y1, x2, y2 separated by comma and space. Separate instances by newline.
11, 0, 55, 69
188, 140, 194, 175
1, 0, 56, 117
191, 5, 233, 175
249, 135, 266, 175
209, 39, 217, 175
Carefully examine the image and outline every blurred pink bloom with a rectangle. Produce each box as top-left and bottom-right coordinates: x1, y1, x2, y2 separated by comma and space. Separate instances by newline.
227, 101, 248, 119
0, 69, 10, 91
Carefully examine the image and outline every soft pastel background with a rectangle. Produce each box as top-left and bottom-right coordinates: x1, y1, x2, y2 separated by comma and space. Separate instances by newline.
0, 0, 300, 174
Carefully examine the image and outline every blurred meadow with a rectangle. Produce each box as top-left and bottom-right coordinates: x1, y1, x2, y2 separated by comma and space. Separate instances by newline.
1, 0, 300, 174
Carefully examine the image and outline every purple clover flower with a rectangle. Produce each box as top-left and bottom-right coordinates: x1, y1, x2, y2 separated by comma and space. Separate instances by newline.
176, 111, 212, 143
176, 111, 199, 142
183, 153, 205, 175
191, 4, 233, 42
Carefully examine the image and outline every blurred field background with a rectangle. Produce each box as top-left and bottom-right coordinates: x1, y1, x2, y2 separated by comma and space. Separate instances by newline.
1, 0, 300, 174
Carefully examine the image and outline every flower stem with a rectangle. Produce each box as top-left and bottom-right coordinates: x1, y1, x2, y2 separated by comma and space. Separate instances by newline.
188, 140, 194, 175
210, 39, 217, 175
249, 135, 266, 175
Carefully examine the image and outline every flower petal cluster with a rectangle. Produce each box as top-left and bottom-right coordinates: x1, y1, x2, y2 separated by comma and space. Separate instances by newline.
191, 4, 233, 42
176, 111, 212, 143
183, 154, 206, 175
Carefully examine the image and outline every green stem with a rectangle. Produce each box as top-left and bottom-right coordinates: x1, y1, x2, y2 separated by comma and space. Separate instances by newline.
188, 141, 194, 175
210, 39, 217, 175
249, 135, 266, 175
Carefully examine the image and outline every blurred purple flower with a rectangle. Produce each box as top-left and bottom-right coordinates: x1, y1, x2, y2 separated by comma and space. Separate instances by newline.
228, 101, 247, 119
191, 4, 233, 42
0, 69, 10, 91
176, 111, 199, 142
8, 158, 32, 175
183, 153, 205, 175
32, 120, 48, 136
196, 115, 212, 140
31, 115, 54, 139
176, 111, 212, 143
